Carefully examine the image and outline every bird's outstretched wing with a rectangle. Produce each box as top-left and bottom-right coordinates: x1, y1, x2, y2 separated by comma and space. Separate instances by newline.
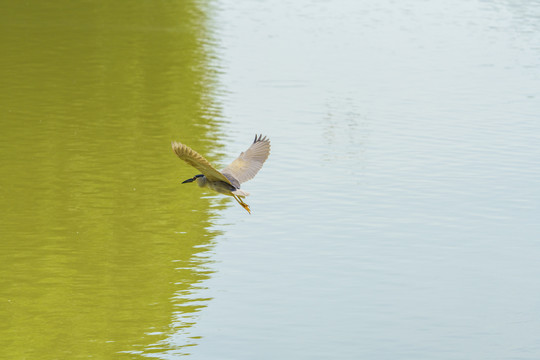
172, 141, 232, 185
222, 134, 270, 184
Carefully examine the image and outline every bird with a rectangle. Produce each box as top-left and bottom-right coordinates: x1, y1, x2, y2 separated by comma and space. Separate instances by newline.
172, 134, 270, 214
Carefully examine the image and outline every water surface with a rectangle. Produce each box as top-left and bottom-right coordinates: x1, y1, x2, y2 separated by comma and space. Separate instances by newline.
1, 1, 224, 358
1, 0, 540, 359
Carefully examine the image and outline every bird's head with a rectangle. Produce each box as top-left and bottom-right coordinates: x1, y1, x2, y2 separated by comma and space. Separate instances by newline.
182, 174, 204, 184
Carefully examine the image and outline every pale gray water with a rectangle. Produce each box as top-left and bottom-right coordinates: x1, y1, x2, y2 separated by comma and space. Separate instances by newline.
182, 0, 540, 359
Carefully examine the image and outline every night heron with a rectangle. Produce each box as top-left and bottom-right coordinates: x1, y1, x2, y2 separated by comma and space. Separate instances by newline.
172, 134, 271, 214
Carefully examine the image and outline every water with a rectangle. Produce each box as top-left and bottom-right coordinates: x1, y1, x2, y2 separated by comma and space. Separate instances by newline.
1, 0, 540, 359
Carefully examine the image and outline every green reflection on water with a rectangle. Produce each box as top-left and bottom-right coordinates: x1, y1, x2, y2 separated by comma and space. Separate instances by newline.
0, 1, 223, 358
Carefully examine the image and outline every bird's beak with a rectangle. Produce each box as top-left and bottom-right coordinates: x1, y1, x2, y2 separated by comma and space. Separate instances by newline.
182, 177, 195, 184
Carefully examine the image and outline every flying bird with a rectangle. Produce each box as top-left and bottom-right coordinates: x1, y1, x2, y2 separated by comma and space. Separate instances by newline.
172, 134, 271, 214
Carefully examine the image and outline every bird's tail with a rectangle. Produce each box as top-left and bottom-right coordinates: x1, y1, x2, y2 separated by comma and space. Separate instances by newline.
232, 189, 250, 197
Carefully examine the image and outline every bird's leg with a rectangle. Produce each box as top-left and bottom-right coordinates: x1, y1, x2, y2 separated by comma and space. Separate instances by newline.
232, 194, 251, 214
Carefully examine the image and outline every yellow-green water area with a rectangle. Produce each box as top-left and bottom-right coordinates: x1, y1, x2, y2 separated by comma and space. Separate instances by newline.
0, 1, 224, 358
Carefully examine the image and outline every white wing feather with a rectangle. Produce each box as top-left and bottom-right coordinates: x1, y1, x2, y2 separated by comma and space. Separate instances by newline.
222, 135, 271, 184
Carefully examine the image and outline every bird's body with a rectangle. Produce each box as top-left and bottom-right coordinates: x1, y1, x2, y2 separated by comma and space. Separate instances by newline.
193, 174, 248, 197
172, 135, 270, 213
